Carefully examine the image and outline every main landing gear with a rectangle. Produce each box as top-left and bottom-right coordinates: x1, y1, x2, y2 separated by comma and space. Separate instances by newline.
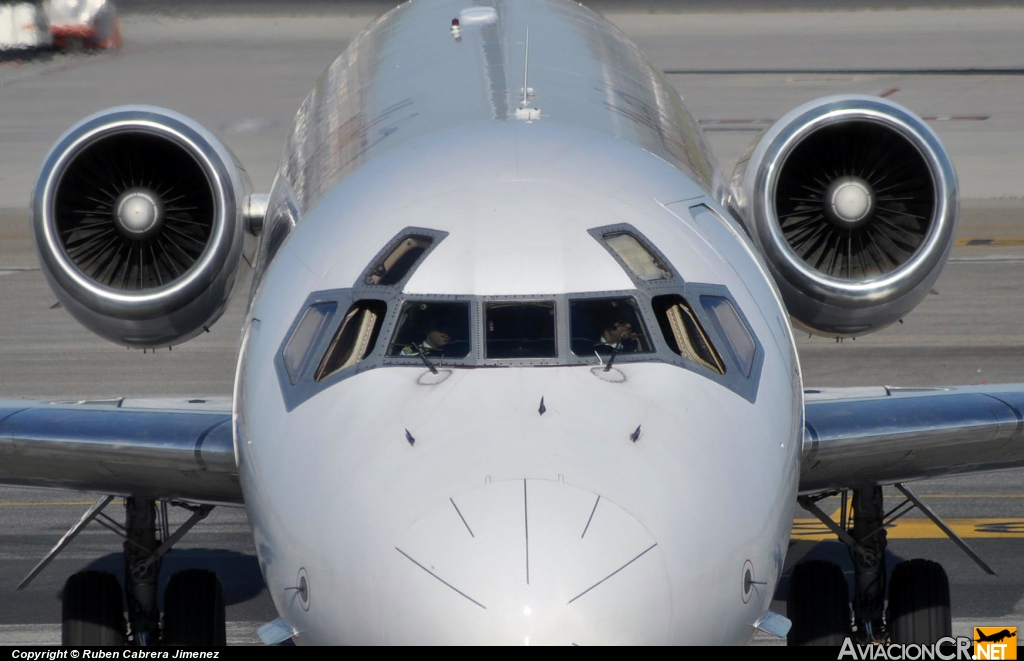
787, 484, 987, 646
19, 495, 226, 646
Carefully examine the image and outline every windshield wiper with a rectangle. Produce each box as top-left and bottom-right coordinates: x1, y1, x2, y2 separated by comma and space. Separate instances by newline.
604, 341, 622, 372
414, 343, 439, 375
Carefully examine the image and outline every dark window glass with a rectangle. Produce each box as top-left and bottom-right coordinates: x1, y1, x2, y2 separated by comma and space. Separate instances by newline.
388, 301, 471, 359
485, 302, 556, 359
569, 297, 653, 358
701, 296, 756, 377
652, 294, 725, 374
283, 302, 336, 384
365, 235, 433, 286
315, 300, 387, 381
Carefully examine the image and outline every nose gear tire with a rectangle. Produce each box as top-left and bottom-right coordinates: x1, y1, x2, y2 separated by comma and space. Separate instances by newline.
886, 559, 951, 644
162, 569, 227, 646
786, 560, 851, 646
61, 570, 127, 645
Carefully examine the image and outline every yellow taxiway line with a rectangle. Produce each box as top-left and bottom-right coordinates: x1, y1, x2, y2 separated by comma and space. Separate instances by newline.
0, 501, 95, 507
793, 518, 1024, 540
793, 494, 1024, 540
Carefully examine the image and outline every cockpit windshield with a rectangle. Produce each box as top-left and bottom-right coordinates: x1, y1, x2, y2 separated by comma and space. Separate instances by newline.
569, 297, 653, 357
277, 221, 762, 409
388, 301, 471, 358
485, 302, 557, 359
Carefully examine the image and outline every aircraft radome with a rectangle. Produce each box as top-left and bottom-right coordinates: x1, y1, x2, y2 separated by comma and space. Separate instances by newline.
2, 0, 1021, 647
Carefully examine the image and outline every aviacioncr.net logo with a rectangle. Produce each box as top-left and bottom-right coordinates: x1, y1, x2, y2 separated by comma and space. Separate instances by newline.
838, 637, 974, 660
974, 627, 1017, 660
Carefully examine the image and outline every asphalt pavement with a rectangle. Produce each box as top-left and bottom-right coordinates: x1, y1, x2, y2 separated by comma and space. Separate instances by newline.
1, 2, 1023, 645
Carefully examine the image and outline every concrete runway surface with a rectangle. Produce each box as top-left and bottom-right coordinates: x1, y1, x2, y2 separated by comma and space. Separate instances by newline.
1, 2, 1023, 645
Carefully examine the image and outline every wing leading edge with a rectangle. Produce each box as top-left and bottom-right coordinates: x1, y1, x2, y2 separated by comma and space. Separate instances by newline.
6, 386, 1023, 504
801, 385, 1024, 494
0, 398, 241, 505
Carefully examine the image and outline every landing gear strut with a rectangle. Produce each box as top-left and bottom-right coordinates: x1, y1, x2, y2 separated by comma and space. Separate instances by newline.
850, 486, 887, 641
791, 484, 963, 646
124, 498, 161, 644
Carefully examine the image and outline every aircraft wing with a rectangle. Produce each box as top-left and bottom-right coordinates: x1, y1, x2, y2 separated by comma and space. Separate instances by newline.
0, 398, 241, 505
801, 384, 1024, 494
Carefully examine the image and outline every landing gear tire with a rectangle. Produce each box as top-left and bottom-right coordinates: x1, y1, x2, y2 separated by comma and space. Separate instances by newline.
787, 560, 851, 646
62, 570, 127, 645
887, 559, 951, 644
162, 569, 227, 646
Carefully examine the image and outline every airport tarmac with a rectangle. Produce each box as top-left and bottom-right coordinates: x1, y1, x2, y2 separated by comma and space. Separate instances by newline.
1, 3, 1023, 645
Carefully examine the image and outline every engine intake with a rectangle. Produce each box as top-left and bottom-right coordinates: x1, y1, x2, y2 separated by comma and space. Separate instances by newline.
730, 95, 958, 337
32, 106, 251, 348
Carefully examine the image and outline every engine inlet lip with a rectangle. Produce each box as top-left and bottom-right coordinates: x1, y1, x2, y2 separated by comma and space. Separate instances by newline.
754, 98, 958, 302
33, 107, 239, 316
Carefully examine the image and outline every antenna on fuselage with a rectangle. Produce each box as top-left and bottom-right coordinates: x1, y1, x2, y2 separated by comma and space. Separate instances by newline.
516, 28, 541, 121
521, 27, 530, 107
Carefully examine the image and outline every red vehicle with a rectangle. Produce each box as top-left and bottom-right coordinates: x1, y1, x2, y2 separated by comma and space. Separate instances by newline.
44, 0, 120, 49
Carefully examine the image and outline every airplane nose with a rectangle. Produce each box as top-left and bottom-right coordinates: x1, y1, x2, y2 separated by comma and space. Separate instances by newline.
382, 479, 671, 645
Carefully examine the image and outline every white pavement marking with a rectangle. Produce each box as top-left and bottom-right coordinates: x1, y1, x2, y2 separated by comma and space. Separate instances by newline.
949, 256, 1024, 263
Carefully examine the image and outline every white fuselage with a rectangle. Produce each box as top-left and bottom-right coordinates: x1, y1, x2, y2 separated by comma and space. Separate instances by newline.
234, 0, 803, 645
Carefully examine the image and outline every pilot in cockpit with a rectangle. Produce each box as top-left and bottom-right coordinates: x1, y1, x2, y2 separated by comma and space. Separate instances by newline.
400, 316, 453, 356
596, 312, 641, 354
570, 298, 650, 357
387, 300, 474, 360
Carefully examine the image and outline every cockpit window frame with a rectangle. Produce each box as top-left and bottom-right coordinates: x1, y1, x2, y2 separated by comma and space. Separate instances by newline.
275, 289, 391, 411
357, 227, 449, 293
670, 283, 763, 401
568, 295, 657, 359
585, 222, 763, 402
478, 295, 563, 367
275, 223, 762, 411
382, 293, 480, 366
588, 224, 681, 292
282, 301, 338, 385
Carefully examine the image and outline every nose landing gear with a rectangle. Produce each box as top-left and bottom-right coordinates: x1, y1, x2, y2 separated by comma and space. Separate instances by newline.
788, 485, 964, 646
21, 495, 227, 646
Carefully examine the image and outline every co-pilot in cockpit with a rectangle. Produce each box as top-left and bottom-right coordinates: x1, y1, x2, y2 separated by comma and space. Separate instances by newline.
569, 298, 653, 359
389, 302, 471, 358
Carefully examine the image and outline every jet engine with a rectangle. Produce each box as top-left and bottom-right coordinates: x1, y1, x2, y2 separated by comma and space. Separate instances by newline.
32, 106, 252, 348
729, 95, 958, 337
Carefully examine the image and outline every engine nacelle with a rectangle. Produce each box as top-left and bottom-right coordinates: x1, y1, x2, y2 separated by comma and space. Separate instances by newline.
729, 95, 958, 337
32, 106, 251, 348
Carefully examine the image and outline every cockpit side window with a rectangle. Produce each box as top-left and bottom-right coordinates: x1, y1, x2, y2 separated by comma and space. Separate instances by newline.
388, 301, 471, 359
315, 300, 387, 381
364, 235, 434, 286
652, 294, 725, 374
701, 295, 756, 377
282, 302, 337, 384
569, 297, 653, 358
602, 232, 672, 281
485, 302, 556, 359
